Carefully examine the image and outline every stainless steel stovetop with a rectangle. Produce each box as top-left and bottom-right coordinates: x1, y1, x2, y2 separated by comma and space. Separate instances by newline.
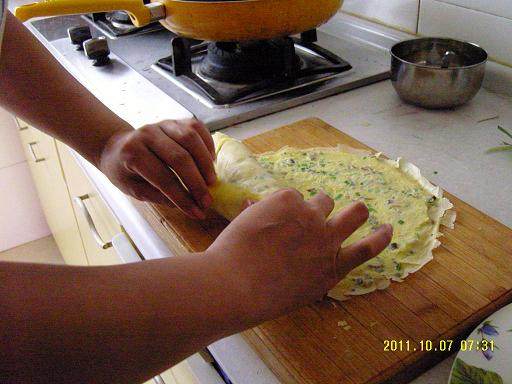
29, 14, 393, 131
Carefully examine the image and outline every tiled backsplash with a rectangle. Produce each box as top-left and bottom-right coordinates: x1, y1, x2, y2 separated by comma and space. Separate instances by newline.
341, 0, 420, 33
435, 0, 512, 19
340, 0, 512, 66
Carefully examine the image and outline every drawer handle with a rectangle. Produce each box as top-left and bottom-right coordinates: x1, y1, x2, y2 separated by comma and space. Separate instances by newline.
28, 141, 45, 162
73, 194, 113, 250
152, 376, 165, 384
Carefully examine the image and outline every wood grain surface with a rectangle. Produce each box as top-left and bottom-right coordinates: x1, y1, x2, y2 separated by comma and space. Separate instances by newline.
133, 118, 512, 384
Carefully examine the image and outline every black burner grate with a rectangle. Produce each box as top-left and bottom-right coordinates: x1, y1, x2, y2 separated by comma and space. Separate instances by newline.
83, 13, 164, 37
155, 30, 352, 106
198, 39, 302, 83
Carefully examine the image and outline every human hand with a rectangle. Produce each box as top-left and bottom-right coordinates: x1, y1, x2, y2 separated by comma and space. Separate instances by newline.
98, 119, 216, 219
206, 189, 393, 325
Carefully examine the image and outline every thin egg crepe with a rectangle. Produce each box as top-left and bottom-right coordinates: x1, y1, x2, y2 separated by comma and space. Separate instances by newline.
209, 132, 456, 300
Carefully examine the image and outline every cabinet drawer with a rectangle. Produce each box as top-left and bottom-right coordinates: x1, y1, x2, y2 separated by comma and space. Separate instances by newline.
17, 124, 40, 156
14, 117, 30, 130
57, 142, 124, 266
159, 361, 202, 384
17, 124, 88, 265
14, 118, 36, 146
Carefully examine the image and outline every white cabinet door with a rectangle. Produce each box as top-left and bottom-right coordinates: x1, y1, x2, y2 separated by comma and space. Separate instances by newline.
58, 142, 125, 266
17, 123, 88, 265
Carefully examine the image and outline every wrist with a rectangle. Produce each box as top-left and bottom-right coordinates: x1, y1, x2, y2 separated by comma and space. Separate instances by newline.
200, 248, 264, 332
94, 123, 133, 169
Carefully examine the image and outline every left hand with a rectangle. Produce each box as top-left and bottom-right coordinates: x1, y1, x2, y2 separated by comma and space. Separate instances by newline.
206, 189, 392, 324
98, 119, 217, 219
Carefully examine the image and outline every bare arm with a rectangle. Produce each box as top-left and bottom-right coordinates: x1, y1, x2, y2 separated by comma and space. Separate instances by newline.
0, 12, 216, 218
0, 11, 128, 166
0, 253, 243, 384
0, 192, 392, 384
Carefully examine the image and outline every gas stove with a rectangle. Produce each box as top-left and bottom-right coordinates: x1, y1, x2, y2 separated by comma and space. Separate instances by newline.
153, 31, 352, 108
28, 14, 393, 131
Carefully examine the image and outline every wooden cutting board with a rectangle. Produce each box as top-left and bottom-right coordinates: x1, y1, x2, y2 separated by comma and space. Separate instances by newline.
133, 118, 512, 384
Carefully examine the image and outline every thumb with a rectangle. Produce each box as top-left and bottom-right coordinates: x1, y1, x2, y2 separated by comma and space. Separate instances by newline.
335, 224, 393, 279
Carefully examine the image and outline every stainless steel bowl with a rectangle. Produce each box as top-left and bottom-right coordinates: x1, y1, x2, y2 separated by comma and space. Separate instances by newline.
390, 38, 488, 109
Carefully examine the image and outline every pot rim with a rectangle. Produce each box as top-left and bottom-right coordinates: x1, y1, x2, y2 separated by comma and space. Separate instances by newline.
390, 37, 488, 71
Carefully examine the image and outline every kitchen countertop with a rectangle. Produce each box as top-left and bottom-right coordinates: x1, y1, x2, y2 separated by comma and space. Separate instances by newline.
74, 67, 512, 384
223, 75, 512, 229
10, 5, 512, 383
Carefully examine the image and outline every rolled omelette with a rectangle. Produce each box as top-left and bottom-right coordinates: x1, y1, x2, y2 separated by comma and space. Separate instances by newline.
208, 132, 283, 220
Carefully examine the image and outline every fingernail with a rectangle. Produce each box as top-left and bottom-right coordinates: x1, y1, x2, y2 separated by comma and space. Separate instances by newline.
192, 206, 206, 220
201, 193, 213, 209
380, 224, 393, 234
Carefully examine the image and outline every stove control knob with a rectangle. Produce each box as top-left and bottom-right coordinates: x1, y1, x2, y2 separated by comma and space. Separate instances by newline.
67, 26, 92, 51
83, 37, 111, 67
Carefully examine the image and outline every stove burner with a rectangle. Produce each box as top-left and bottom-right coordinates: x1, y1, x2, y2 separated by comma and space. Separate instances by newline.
83, 11, 164, 38
199, 40, 301, 83
105, 11, 134, 29
154, 30, 352, 106
107, 11, 131, 24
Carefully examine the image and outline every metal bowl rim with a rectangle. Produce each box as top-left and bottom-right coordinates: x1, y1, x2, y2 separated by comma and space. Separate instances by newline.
390, 37, 488, 71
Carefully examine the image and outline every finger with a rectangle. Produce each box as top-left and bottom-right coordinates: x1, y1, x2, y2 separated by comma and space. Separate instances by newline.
167, 119, 216, 160
160, 121, 217, 186
127, 146, 206, 219
128, 178, 174, 206
142, 130, 212, 211
189, 119, 216, 160
327, 201, 369, 244
270, 188, 304, 200
336, 224, 393, 277
307, 191, 334, 218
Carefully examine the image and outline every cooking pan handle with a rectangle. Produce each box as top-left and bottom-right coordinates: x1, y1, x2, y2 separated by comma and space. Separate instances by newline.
15, 0, 164, 27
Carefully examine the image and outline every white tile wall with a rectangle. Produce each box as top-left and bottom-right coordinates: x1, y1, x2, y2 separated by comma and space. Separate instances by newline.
419, 0, 512, 66
341, 0, 420, 33
0, 161, 51, 252
0, 107, 25, 169
435, 0, 512, 20
340, 0, 512, 67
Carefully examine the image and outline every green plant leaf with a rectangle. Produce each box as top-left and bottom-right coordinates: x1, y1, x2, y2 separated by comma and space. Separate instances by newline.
498, 126, 512, 140
450, 359, 503, 384
486, 145, 512, 154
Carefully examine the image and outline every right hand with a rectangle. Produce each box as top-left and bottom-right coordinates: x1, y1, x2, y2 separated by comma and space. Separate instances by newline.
98, 119, 216, 219
206, 189, 393, 325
